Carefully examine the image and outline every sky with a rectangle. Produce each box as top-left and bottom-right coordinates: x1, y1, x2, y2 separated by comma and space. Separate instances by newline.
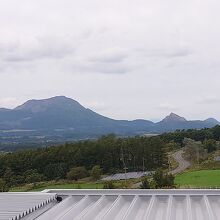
0, 0, 220, 121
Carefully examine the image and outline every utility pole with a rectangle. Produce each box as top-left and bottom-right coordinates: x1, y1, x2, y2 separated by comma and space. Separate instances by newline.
168, 154, 171, 172
120, 146, 127, 184
133, 156, 136, 172
142, 157, 145, 173
197, 148, 199, 164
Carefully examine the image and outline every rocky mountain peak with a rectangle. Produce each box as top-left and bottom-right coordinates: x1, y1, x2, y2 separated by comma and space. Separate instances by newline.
162, 112, 187, 123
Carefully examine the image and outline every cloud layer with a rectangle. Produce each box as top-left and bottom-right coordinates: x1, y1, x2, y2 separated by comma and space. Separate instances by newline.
0, 0, 220, 120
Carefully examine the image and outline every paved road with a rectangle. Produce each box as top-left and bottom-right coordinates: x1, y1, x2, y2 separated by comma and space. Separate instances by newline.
169, 149, 191, 175
133, 149, 190, 188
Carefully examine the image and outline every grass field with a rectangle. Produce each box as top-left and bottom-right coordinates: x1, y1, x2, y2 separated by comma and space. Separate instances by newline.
10, 179, 137, 192
175, 170, 220, 188
10, 182, 104, 192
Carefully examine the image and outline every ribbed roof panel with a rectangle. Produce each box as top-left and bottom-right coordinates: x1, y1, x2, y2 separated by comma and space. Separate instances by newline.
0, 192, 56, 220
35, 189, 220, 220
1, 190, 220, 219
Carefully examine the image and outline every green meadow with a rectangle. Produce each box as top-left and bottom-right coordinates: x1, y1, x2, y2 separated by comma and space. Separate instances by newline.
175, 170, 220, 188
10, 182, 104, 192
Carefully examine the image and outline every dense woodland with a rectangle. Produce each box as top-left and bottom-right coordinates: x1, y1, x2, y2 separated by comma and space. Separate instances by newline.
0, 125, 220, 190
0, 135, 167, 188
161, 125, 220, 144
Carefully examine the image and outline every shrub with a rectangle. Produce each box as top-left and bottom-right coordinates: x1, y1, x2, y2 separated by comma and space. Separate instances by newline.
153, 169, 175, 188
103, 181, 116, 189
140, 177, 151, 189
0, 178, 8, 192
24, 170, 44, 183
90, 165, 102, 180
66, 167, 88, 181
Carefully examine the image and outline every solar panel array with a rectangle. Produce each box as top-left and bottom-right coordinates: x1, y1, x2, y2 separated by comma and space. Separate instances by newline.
101, 171, 152, 181
214, 156, 220, 161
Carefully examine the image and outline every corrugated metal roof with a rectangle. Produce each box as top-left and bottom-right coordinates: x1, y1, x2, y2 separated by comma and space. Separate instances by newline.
37, 189, 220, 220
1, 189, 220, 220
0, 192, 56, 220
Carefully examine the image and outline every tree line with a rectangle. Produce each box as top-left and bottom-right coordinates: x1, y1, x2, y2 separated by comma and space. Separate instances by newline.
0, 134, 168, 189
161, 125, 220, 144
0, 125, 220, 190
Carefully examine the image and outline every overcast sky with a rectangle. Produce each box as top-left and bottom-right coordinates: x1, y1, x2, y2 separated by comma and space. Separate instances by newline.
0, 0, 220, 121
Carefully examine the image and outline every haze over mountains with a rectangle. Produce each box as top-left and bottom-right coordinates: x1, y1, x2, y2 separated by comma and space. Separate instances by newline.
0, 96, 219, 149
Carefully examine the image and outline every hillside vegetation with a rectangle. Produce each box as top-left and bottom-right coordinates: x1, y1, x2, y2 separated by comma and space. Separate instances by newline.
0, 125, 220, 191
175, 170, 220, 188
0, 135, 167, 190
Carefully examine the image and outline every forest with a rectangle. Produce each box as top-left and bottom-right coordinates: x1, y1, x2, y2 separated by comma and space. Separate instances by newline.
0, 135, 167, 188
0, 125, 220, 190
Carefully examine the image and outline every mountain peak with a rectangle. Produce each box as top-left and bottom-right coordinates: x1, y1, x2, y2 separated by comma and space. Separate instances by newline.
162, 112, 187, 123
204, 118, 220, 125
14, 96, 83, 113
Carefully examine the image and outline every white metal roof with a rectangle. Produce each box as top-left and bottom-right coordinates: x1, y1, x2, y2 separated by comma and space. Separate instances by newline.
0, 192, 56, 220
1, 189, 220, 220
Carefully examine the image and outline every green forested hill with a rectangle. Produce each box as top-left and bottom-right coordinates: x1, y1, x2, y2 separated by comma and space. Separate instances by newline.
0, 125, 220, 190
0, 135, 167, 188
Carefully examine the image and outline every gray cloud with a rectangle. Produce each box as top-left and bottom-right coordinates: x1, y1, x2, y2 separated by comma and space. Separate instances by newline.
0, 36, 76, 62
157, 103, 179, 112
88, 49, 128, 63
72, 60, 132, 74
0, 0, 220, 120
197, 97, 220, 105
137, 47, 192, 59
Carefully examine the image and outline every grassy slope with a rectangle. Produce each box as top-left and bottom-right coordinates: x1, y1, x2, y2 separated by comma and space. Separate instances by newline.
10, 179, 138, 192
175, 170, 220, 188
10, 182, 104, 192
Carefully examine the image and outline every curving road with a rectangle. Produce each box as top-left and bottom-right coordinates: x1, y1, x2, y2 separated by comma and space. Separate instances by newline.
169, 149, 191, 175
132, 149, 190, 188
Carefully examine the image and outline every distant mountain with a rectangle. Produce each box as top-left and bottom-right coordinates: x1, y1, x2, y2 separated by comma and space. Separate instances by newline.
155, 113, 219, 132
0, 96, 154, 135
0, 96, 219, 147
204, 118, 220, 125
161, 113, 187, 123
0, 96, 114, 130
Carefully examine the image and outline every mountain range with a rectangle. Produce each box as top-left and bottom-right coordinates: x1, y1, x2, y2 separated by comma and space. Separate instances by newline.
0, 96, 219, 147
